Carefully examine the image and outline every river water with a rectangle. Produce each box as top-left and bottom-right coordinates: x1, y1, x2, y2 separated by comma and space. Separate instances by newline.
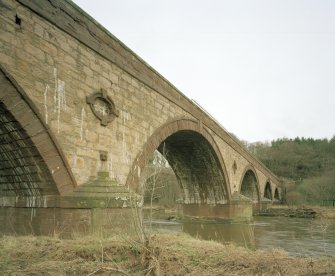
145, 216, 335, 257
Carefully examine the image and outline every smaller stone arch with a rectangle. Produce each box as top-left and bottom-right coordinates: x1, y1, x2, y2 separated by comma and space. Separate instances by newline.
239, 165, 260, 202
264, 181, 273, 200
274, 188, 280, 200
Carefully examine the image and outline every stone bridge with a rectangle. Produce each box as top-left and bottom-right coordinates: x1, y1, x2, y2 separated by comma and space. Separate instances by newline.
0, 0, 280, 236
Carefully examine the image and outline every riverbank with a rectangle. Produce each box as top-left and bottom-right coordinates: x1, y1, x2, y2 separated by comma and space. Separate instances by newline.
314, 207, 335, 219
1, 233, 334, 275
257, 205, 335, 219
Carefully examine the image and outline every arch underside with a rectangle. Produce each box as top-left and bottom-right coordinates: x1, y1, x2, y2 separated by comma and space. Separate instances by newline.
0, 65, 76, 197
240, 169, 259, 202
158, 130, 227, 204
0, 103, 57, 196
274, 188, 280, 200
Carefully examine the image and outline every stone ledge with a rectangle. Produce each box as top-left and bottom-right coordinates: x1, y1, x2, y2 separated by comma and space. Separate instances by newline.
0, 172, 141, 209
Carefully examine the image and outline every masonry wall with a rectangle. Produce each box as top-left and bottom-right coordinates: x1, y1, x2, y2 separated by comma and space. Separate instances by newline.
0, 0, 279, 200
0, 207, 134, 237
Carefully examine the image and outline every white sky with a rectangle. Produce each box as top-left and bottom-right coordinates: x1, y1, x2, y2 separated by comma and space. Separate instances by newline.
72, 0, 335, 143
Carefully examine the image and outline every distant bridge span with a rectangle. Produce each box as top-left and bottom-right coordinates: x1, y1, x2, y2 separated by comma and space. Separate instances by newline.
0, 0, 280, 235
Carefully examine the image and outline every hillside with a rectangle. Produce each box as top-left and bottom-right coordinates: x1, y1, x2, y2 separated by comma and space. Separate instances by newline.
245, 136, 335, 205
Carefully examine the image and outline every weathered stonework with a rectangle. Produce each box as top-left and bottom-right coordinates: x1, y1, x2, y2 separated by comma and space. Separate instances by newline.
0, 0, 281, 235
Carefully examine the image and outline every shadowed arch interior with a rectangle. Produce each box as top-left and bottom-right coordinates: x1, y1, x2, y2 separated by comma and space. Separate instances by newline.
127, 119, 231, 203
240, 169, 260, 202
264, 181, 272, 200
274, 188, 280, 200
0, 65, 76, 196
158, 130, 227, 204
0, 103, 57, 196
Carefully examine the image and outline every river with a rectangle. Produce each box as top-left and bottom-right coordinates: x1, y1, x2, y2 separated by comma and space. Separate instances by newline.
145, 216, 335, 257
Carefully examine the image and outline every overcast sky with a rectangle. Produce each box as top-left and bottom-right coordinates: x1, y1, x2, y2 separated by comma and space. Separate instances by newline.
72, 0, 335, 143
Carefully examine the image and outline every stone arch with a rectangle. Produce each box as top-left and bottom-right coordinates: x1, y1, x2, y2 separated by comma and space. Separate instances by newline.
264, 180, 273, 200
0, 65, 76, 196
274, 187, 280, 200
239, 165, 260, 202
126, 118, 231, 203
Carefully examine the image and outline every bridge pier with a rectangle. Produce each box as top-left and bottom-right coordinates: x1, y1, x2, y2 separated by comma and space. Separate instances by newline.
254, 198, 273, 214
0, 171, 139, 238
0, 187, 274, 237
0, 205, 134, 237
0, 189, 256, 237
178, 193, 253, 222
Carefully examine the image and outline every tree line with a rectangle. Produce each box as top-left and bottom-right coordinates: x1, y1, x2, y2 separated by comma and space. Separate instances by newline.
244, 136, 335, 205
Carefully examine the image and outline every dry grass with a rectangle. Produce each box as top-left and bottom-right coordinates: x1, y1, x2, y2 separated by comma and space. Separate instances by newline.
0, 233, 334, 275
314, 207, 335, 219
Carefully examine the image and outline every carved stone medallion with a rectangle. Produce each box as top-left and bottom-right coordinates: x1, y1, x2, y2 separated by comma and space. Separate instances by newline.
86, 89, 119, 126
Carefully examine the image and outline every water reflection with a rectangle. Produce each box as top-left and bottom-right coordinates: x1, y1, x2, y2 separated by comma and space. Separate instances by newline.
182, 221, 256, 249
145, 217, 335, 257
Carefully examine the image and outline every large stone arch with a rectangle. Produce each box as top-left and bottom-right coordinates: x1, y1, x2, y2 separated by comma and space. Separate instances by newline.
126, 118, 231, 203
0, 65, 76, 196
239, 165, 261, 202
264, 180, 273, 200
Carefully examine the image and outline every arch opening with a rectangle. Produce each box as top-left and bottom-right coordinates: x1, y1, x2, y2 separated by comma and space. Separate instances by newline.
129, 119, 231, 208
264, 181, 272, 200
240, 169, 260, 202
157, 130, 228, 204
274, 188, 280, 200
141, 150, 181, 209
